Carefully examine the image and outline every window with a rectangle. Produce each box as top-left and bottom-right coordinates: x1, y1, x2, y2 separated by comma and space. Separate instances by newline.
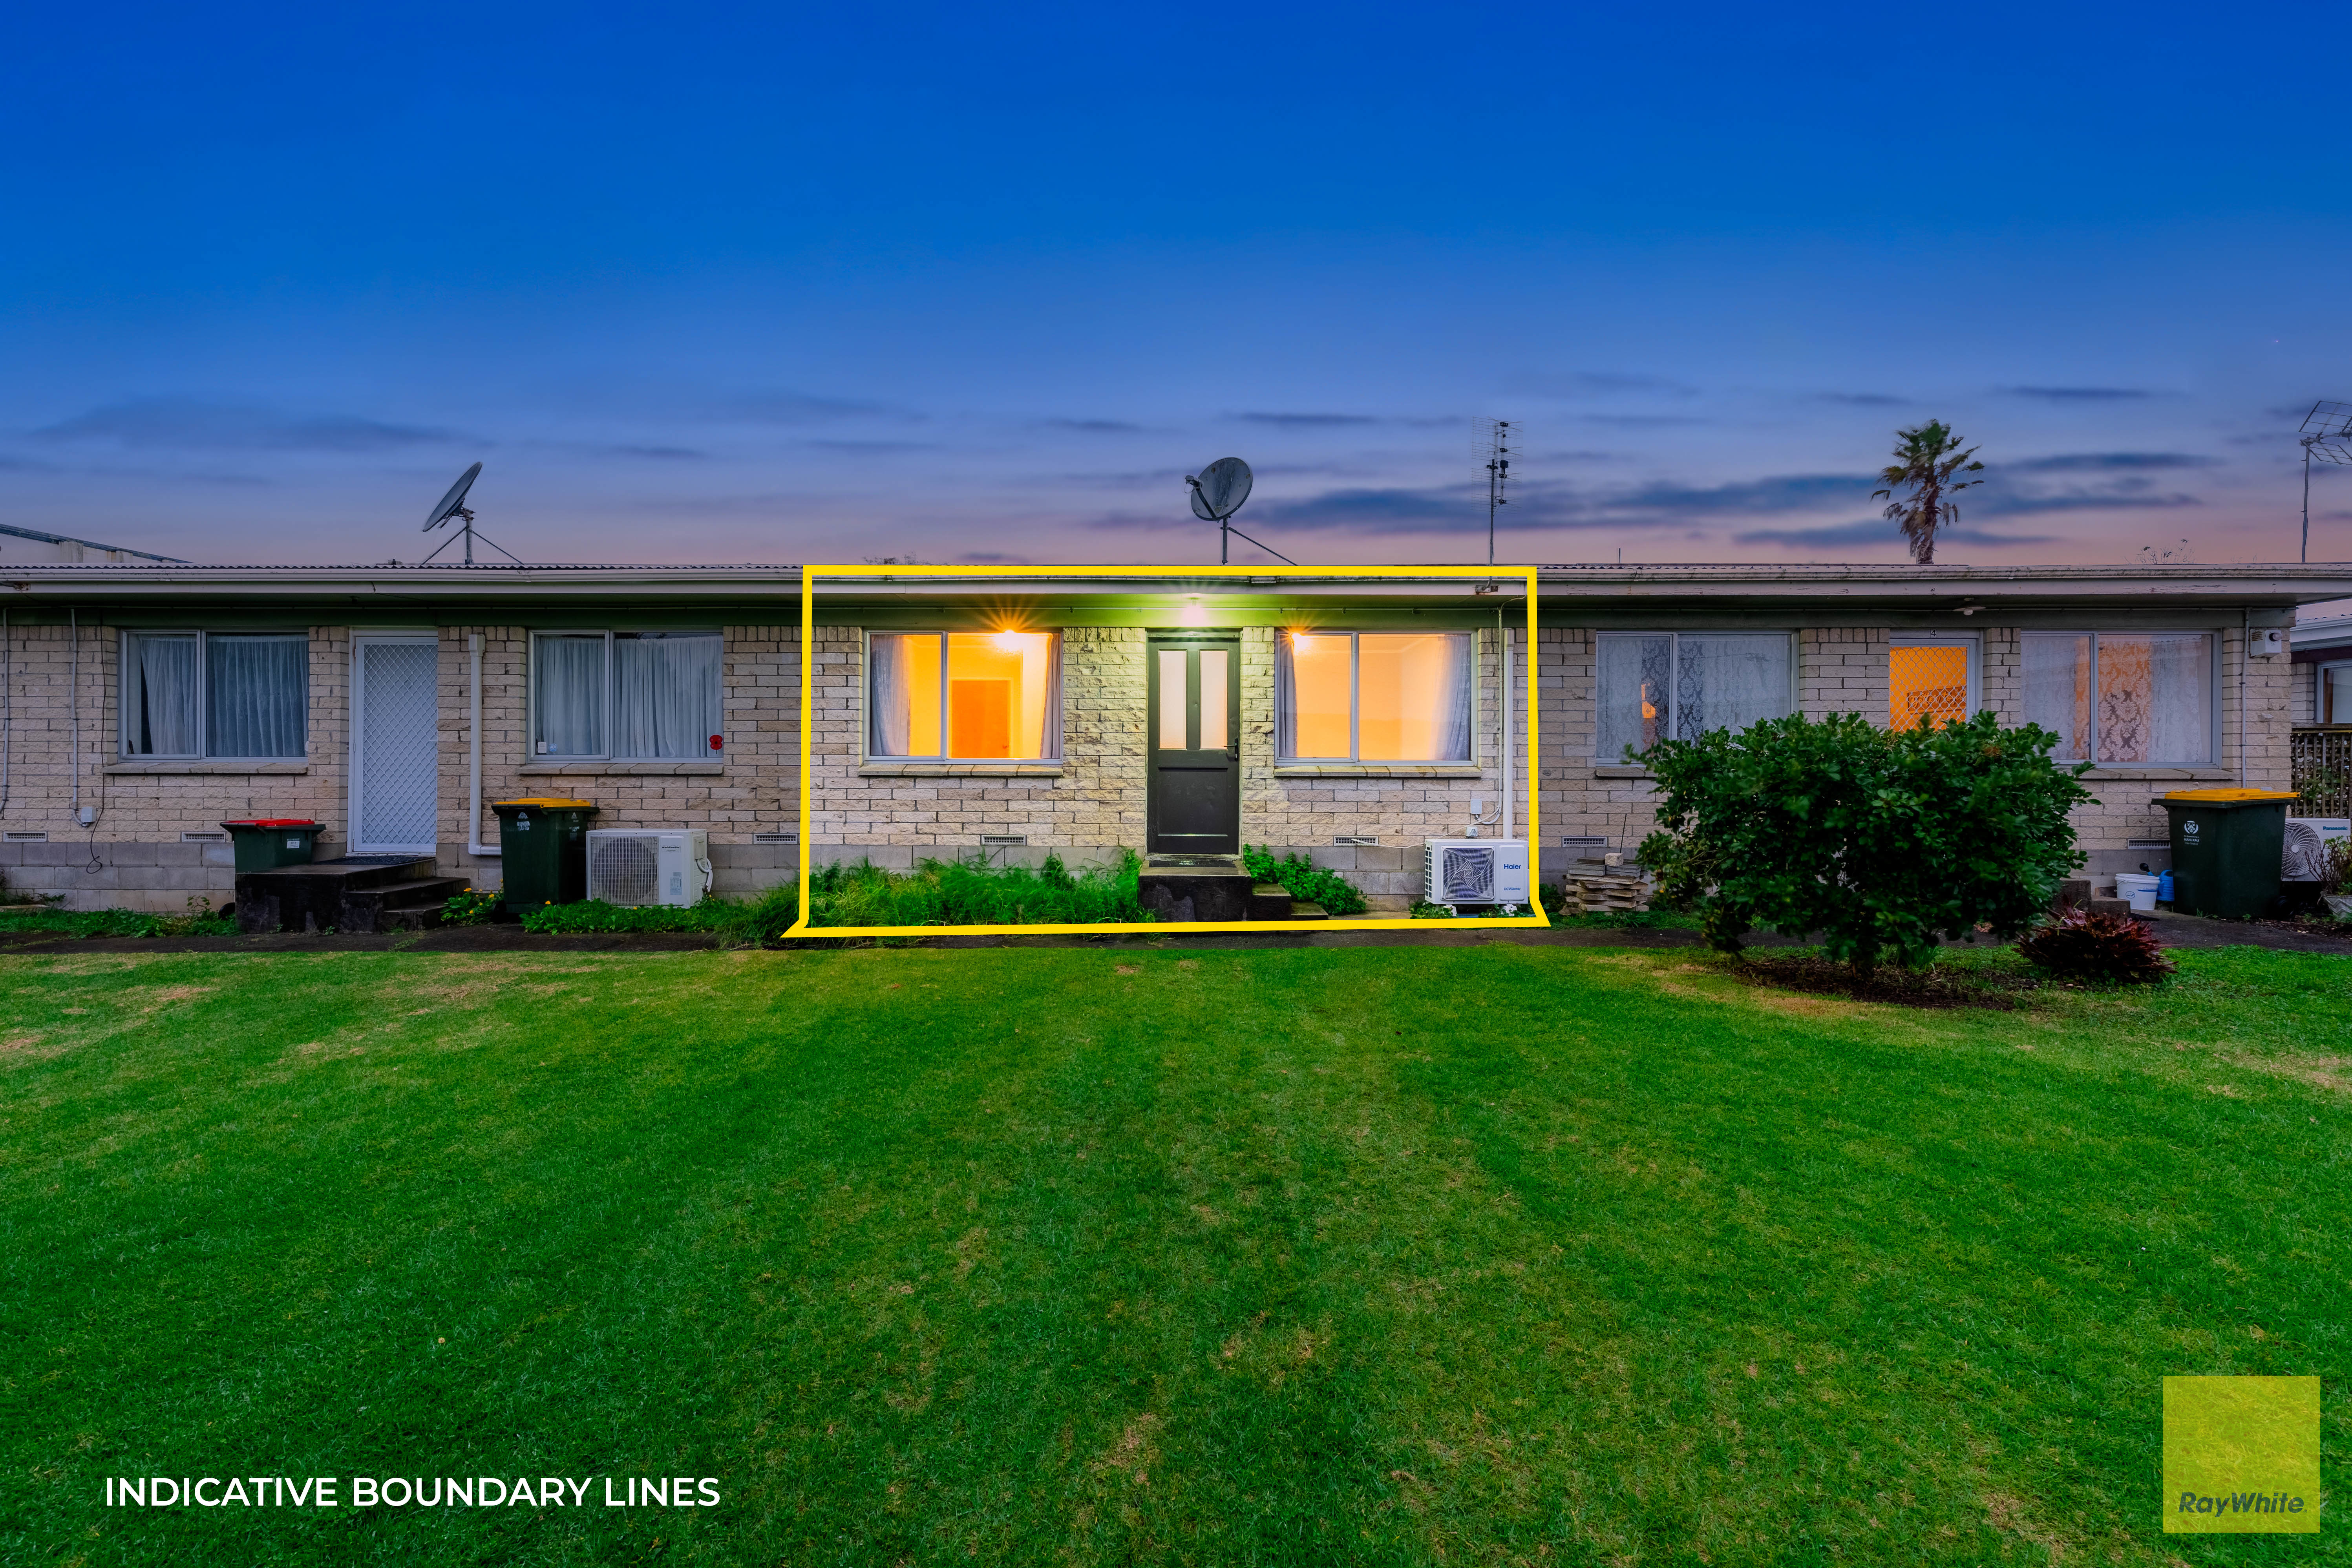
1276, 631, 1472, 762
1594, 633, 1791, 762
532, 631, 722, 758
120, 631, 308, 759
2322, 661, 2352, 725
1888, 636, 1977, 731
866, 632, 1060, 760
2021, 632, 2213, 764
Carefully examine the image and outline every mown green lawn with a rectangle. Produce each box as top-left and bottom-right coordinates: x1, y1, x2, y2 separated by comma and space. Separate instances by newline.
4, 943, 2345, 1566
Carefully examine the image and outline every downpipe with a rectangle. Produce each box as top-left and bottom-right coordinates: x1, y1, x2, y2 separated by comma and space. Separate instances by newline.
468, 634, 500, 858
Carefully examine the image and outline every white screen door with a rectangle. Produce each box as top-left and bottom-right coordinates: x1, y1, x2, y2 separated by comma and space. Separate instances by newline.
351, 635, 440, 853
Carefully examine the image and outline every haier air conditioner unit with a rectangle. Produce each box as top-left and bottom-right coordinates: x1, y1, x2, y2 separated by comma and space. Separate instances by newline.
1424, 838, 1530, 907
585, 829, 712, 907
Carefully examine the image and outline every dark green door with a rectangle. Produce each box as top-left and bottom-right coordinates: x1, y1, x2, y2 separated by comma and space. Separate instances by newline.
1147, 637, 1241, 855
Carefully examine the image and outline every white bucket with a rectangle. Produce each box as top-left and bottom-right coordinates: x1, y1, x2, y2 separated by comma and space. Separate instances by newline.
2114, 873, 2160, 913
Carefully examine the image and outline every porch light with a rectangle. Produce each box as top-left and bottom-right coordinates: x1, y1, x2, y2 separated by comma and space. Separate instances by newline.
1179, 597, 1210, 627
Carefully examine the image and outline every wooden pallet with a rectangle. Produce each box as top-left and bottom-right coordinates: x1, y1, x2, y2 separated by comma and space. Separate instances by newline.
1561, 874, 1651, 914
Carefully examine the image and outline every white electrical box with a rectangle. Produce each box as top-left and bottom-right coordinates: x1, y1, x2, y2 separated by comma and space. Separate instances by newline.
586, 829, 711, 906
1423, 838, 1530, 906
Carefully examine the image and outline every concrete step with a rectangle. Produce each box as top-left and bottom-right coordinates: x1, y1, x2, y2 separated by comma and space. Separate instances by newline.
345, 877, 470, 933
1247, 883, 1294, 920
1139, 864, 1254, 923
235, 857, 440, 935
1290, 902, 1329, 920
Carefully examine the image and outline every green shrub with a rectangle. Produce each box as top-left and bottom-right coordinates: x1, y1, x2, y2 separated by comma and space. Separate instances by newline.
441, 888, 502, 925
0, 899, 237, 939
1637, 710, 2092, 977
806, 851, 1150, 928
1241, 845, 1370, 917
514, 854, 1151, 943
2015, 908, 2174, 983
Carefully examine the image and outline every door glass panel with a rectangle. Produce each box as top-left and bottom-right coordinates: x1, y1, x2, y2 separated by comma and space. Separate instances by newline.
1157, 650, 1188, 749
1198, 651, 1228, 751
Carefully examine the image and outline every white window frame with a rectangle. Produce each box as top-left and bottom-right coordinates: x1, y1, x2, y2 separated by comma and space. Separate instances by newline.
1887, 632, 1981, 725
2320, 660, 2352, 726
2019, 630, 2219, 766
117, 628, 310, 761
528, 629, 724, 761
1591, 630, 1797, 761
861, 630, 1065, 764
1275, 629, 1477, 765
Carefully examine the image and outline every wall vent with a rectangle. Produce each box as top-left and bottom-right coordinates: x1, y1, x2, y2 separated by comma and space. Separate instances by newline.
3, 831, 47, 842
752, 832, 797, 844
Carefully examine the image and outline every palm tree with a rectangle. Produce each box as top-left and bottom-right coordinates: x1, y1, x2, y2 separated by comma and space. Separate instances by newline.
1872, 422, 1985, 564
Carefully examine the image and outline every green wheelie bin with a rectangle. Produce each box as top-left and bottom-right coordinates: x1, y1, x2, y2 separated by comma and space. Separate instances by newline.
219, 819, 325, 874
2160, 789, 2297, 919
490, 798, 599, 911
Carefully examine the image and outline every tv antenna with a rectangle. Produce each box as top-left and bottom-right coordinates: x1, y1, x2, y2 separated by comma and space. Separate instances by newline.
1186, 457, 1294, 565
418, 462, 519, 566
1474, 417, 1513, 567
2299, 402, 2352, 563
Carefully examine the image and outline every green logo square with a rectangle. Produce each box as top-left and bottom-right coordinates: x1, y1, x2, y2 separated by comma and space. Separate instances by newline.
2163, 1376, 2321, 1533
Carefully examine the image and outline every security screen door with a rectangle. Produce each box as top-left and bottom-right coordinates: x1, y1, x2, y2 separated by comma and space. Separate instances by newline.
351, 635, 440, 854
1146, 637, 1241, 855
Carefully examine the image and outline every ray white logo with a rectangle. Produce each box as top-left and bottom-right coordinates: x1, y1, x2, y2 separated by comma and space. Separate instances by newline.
105, 1475, 722, 1508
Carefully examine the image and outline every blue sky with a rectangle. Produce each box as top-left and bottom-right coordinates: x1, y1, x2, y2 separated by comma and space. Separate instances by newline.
7, 1, 2352, 568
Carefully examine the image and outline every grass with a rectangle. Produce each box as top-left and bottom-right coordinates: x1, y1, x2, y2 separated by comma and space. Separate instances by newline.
0, 899, 238, 939
5, 942, 2347, 1565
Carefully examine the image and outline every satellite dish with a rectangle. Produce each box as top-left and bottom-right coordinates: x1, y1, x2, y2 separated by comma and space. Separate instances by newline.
424, 462, 482, 532
1184, 455, 1295, 566
413, 461, 520, 567
1186, 457, 1252, 521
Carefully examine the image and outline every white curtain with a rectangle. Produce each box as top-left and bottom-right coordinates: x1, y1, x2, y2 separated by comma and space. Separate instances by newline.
535, 635, 605, 756
1596, 634, 1671, 762
2022, 634, 2091, 757
2098, 633, 2210, 765
1675, 635, 1788, 741
206, 634, 307, 758
1039, 638, 1063, 760
122, 633, 199, 756
868, 634, 912, 756
1437, 632, 1472, 760
1274, 633, 1298, 757
614, 633, 720, 758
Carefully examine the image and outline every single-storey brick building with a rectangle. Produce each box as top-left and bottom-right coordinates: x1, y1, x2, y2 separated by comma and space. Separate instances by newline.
2, 560, 2345, 911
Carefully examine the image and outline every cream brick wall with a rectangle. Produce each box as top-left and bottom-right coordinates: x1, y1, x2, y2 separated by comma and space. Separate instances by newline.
0, 609, 2310, 910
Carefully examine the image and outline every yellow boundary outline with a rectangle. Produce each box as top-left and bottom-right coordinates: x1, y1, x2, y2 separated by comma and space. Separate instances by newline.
784, 564, 1545, 939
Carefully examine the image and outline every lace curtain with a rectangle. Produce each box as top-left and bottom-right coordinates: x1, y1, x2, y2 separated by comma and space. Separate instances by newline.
1675, 636, 1789, 741
2097, 634, 2210, 764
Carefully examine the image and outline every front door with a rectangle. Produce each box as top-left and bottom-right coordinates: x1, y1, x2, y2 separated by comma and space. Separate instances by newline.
350, 634, 440, 854
1147, 636, 1241, 855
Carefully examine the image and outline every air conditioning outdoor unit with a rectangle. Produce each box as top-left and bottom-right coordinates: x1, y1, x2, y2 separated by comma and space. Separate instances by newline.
1424, 838, 1530, 906
586, 829, 712, 907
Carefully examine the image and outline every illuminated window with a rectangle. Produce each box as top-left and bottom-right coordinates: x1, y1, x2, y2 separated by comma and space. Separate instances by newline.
1595, 633, 1791, 762
2023, 632, 2212, 763
1888, 638, 1975, 731
1276, 632, 1471, 762
867, 631, 1060, 760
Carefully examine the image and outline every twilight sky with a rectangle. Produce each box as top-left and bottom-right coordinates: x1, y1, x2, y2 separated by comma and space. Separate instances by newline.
7, 2, 2352, 570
